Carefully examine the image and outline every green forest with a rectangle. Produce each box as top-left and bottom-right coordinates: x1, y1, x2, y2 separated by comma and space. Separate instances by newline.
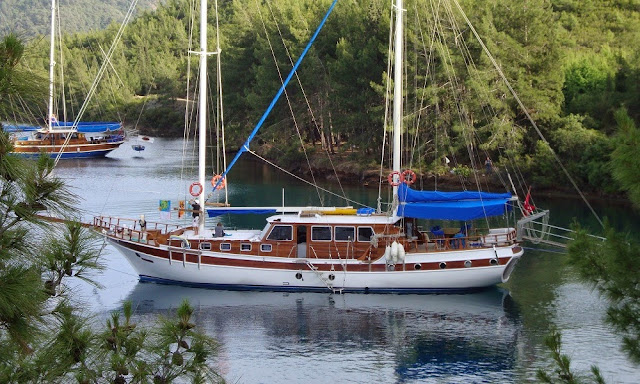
0, 0, 160, 37
3, 0, 640, 195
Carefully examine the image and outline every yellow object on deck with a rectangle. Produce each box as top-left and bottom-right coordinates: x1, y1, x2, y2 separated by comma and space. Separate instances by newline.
323, 208, 358, 215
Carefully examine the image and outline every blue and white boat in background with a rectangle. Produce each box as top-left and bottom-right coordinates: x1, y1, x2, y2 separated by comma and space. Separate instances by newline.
6, 121, 125, 159
5, 0, 125, 159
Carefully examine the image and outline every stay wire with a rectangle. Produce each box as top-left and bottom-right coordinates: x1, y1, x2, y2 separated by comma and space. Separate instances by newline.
378, 2, 395, 213
263, 0, 349, 205
450, 0, 604, 229
248, 149, 372, 209
256, 0, 323, 205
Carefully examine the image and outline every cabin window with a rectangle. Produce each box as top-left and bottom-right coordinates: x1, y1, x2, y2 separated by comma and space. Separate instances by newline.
267, 225, 293, 241
199, 242, 211, 250
335, 226, 355, 242
241, 243, 252, 251
261, 244, 272, 252
358, 227, 375, 242
220, 243, 231, 251
311, 226, 332, 241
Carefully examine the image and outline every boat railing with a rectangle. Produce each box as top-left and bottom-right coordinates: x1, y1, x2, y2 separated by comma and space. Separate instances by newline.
93, 215, 181, 244
416, 227, 517, 252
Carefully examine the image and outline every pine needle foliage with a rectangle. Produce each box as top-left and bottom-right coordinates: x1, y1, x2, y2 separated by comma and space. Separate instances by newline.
540, 107, 640, 381
1, 35, 224, 381
0, 137, 225, 382
536, 329, 606, 384
610, 108, 640, 206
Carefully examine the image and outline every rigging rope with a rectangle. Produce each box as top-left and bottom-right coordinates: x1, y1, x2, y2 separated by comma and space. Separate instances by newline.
255, 0, 323, 204
263, 0, 349, 204
53, 0, 139, 167
182, 0, 198, 201
377, 2, 395, 214
450, 0, 604, 229
212, 0, 339, 192
247, 150, 373, 209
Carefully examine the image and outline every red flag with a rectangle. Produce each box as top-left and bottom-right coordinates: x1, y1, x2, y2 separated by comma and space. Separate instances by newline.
523, 188, 536, 216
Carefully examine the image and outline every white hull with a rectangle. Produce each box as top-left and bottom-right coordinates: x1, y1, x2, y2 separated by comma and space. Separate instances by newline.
108, 237, 522, 293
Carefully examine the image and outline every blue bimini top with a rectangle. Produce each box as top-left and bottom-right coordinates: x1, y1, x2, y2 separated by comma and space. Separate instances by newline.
396, 184, 512, 221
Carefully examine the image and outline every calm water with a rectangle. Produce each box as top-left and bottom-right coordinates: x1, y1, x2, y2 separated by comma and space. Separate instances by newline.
54, 139, 640, 383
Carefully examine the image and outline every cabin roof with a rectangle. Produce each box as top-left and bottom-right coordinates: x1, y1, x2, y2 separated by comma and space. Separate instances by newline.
266, 214, 399, 225
37, 128, 80, 134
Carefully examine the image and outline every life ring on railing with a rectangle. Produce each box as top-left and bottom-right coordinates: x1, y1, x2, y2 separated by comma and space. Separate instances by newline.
387, 171, 402, 186
402, 169, 417, 185
210, 174, 226, 190
189, 182, 203, 196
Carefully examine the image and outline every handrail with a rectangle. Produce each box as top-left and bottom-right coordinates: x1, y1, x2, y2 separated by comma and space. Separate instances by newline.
93, 215, 181, 244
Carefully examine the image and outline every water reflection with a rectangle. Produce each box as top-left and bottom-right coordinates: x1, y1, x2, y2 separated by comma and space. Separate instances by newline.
51, 138, 640, 383
125, 284, 520, 383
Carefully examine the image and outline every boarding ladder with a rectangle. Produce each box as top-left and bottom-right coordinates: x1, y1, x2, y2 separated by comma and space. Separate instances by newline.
305, 260, 343, 294
516, 210, 605, 249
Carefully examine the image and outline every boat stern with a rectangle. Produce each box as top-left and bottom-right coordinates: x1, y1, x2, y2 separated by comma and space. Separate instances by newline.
501, 245, 523, 283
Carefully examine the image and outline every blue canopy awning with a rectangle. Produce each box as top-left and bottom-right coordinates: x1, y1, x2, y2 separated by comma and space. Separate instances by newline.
207, 209, 277, 217
2, 124, 39, 133
397, 184, 512, 221
2, 121, 122, 133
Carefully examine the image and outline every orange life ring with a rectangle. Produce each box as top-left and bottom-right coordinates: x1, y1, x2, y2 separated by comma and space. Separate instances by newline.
210, 174, 226, 190
189, 182, 203, 196
387, 171, 402, 186
402, 169, 417, 185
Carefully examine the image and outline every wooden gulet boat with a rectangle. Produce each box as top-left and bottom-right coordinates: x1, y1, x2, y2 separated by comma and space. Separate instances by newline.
94, 208, 522, 293
8, 0, 125, 159
12, 126, 125, 158
93, 0, 535, 293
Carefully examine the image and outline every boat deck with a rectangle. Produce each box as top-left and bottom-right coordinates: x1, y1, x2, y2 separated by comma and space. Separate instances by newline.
181, 229, 262, 241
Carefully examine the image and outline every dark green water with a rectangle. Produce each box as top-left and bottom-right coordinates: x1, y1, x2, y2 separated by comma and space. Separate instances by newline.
54, 139, 640, 383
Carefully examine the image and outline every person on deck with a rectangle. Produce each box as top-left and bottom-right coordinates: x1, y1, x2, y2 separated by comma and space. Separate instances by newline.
191, 200, 201, 235
214, 222, 225, 237
484, 156, 493, 174
138, 214, 147, 241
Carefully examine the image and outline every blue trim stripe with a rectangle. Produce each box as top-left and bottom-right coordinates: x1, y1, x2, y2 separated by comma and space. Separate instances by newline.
138, 275, 487, 294
12, 148, 117, 159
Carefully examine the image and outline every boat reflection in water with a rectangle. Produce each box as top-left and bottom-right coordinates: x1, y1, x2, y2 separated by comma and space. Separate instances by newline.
124, 284, 521, 383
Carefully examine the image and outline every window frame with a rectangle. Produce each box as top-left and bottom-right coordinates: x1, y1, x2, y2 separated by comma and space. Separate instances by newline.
220, 243, 231, 251
334, 226, 356, 242
311, 226, 332, 242
199, 242, 212, 251
266, 225, 294, 241
241, 243, 252, 252
357, 226, 375, 242
261, 244, 272, 252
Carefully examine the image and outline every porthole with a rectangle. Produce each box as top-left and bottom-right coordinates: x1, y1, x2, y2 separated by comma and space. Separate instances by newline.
414, 263, 422, 270
261, 244, 272, 252
220, 243, 231, 251
295, 272, 303, 280
464, 260, 472, 268
439, 262, 447, 269
490, 258, 499, 266
328, 274, 335, 281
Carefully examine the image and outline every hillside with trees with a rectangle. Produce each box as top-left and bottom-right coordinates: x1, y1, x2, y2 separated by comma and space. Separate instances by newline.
3, 0, 640, 195
0, 0, 161, 37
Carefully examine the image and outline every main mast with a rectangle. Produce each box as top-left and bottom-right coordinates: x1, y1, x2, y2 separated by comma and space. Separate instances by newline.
48, 0, 56, 130
198, 0, 208, 234
392, 0, 403, 200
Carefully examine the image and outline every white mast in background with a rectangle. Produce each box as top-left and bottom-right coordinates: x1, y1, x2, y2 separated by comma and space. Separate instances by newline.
48, 0, 56, 129
197, 0, 208, 234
